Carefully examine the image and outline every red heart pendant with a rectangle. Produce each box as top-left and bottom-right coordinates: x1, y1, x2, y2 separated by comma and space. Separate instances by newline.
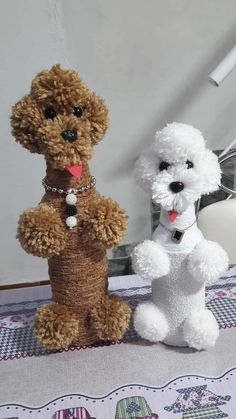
168, 210, 179, 222
66, 164, 83, 179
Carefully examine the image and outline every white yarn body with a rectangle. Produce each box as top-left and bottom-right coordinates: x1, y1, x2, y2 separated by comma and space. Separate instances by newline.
132, 123, 229, 350
152, 206, 204, 346
132, 204, 228, 349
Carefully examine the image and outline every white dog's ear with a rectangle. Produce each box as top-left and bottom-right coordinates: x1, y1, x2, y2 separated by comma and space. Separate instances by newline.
155, 130, 161, 139
199, 150, 221, 195
134, 146, 158, 192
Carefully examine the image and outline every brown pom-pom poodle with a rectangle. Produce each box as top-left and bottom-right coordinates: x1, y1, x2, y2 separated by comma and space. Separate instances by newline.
11, 64, 131, 349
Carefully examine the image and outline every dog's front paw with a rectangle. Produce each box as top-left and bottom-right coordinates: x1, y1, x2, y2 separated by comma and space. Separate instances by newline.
17, 204, 67, 258
79, 198, 127, 249
132, 240, 170, 281
188, 240, 228, 285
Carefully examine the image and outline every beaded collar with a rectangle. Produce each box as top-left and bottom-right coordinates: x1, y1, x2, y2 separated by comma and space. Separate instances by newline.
42, 176, 96, 229
42, 176, 96, 195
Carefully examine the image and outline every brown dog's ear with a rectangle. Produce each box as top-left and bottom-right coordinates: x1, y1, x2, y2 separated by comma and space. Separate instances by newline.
11, 95, 42, 153
87, 92, 109, 144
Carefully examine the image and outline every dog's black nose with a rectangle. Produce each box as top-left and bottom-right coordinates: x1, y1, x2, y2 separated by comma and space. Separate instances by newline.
61, 129, 77, 143
169, 182, 184, 193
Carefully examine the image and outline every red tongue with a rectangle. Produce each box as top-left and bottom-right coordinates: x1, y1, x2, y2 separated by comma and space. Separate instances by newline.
168, 210, 179, 222
66, 164, 83, 179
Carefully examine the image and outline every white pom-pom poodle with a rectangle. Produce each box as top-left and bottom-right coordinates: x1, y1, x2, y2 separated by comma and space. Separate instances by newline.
132, 122, 228, 350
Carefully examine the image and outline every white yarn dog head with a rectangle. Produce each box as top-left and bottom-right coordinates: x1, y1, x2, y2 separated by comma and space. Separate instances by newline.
135, 122, 221, 213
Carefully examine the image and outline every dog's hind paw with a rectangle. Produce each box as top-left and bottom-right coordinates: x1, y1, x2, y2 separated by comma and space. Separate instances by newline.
91, 295, 131, 340
34, 302, 79, 349
134, 302, 169, 342
183, 309, 219, 350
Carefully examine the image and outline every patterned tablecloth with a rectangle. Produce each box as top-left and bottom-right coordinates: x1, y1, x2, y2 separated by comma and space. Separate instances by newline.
0, 268, 236, 361
1, 269, 236, 418
0, 368, 235, 418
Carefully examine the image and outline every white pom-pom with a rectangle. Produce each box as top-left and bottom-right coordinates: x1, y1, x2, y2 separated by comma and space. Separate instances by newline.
188, 240, 229, 285
66, 216, 77, 228
66, 193, 77, 205
131, 240, 170, 281
183, 309, 219, 350
134, 302, 169, 342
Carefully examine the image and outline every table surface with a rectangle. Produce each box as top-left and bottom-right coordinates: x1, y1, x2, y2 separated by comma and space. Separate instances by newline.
0, 271, 236, 419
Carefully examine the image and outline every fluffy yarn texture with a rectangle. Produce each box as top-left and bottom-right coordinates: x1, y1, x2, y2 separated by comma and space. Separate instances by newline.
79, 198, 128, 248
188, 240, 229, 285
134, 147, 157, 192
152, 166, 203, 213
154, 122, 205, 162
11, 64, 108, 169
134, 302, 169, 342
17, 204, 67, 258
34, 302, 79, 349
132, 240, 170, 281
132, 122, 228, 350
182, 309, 219, 350
91, 295, 131, 340
11, 65, 130, 348
135, 122, 221, 207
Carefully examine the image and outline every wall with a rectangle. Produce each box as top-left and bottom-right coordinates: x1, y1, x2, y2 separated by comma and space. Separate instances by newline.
1, 0, 236, 284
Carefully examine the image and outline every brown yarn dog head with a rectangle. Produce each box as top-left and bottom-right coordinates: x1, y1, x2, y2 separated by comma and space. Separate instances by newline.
11, 64, 108, 170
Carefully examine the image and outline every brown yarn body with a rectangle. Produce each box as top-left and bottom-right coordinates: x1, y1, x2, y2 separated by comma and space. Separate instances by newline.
42, 163, 108, 345
11, 65, 130, 349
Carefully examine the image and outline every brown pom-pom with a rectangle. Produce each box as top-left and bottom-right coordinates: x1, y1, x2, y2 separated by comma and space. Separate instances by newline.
11, 65, 109, 168
86, 91, 109, 144
34, 302, 79, 349
31, 64, 88, 108
17, 204, 67, 258
11, 95, 42, 153
91, 295, 131, 340
80, 198, 128, 248
38, 114, 92, 170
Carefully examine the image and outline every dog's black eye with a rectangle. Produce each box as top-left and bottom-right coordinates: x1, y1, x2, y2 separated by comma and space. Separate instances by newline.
44, 107, 57, 120
159, 161, 170, 171
186, 160, 194, 169
73, 106, 83, 118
